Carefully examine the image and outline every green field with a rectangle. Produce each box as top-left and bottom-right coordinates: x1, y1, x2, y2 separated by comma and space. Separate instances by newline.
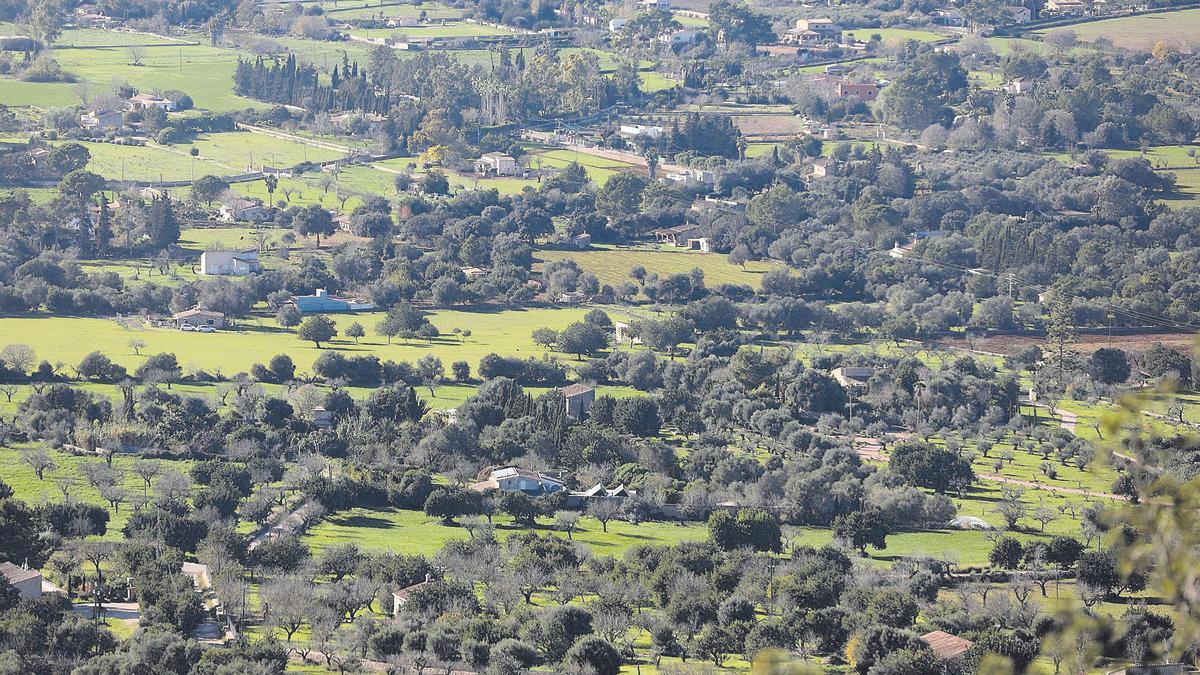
843, 27, 944, 44
0, 444, 193, 536
527, 147, 639, 185
1091, 144, 1200, 169
639, 70, 681, 92
0, 305, 630, 375
51, 43, 261, 112
323, 0, 463, 20
54, 28, 193, 48
349, 22, 516, 39
75, 132, 339, 183
1036, 7, 1200, 50
305, 507, 712, 558
536, 245, 777, 290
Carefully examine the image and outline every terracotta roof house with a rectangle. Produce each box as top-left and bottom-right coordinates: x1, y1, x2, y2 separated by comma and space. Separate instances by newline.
392, 574, 435, 616
128, 93, 177, 112
172, 308, 226, 329
558, 382, 596, 420
920, 631, 973, 660
0, 562, 42, 599
836, 82, 880, 103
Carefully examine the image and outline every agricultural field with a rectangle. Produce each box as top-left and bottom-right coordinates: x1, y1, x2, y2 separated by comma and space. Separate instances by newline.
348, 22, 517, 39
525, 147, 640, 185
0, 443, 194, 536
321, 0, 464, 20
49, 42, 262, 112
535, 245, 778, 290
1036, 7, 1200, 50
305, 507, 712, 558
842, 27, 946, 44
0, 305, 626, 374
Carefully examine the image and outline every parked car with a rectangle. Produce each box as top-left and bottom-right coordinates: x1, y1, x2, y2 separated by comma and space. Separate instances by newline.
197, 325, 216, 333
180, 324, 197, 332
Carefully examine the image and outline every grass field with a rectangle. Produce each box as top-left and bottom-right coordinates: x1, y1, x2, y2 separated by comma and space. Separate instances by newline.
51, 42, 262, 112
305, 507, 712, 558
0, 444, 193, 536
0, 306, 627, 374
54, 28, 192, 48
71, 130, 339, 183
526, 148, 639, 185
535, 245, 777, 290
843, 28, 945, 44
1093, 144, 1200, 169
323, 0, 463, 20
1037, 7, 1200, 50
349, 22, 516, 39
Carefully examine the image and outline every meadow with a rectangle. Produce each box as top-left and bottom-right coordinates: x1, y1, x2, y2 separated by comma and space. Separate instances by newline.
1036, 7, 1200, 50
525, 147, 640, 185
50, 40, 262, 113
842, 27, 945, 45
321, 0, 463, 20
304, 507, 713, 558
0, 305, 625, 374
348, 22, 517, 39
0, 443, 194, 536
535, 245, 777, 290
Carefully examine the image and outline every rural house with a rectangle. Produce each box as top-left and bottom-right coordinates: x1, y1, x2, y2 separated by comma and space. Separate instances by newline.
1005, 5, 1032, 22
618, 124, 665, 140
659, 29, 701, 47
919, 631, 974, 661
0, 35, 37, 51
218, 198, 269, 223
128, 93, 177, 112
392, 574, 435, 616
470, 467, 566, 495
836, 82, 880, 103
172, 308, 226, 329
654, 223, 701, 246
1004, 77, 1033, 95
475, 152, 519, 176
810, 158, 832, 178
791, 18, 841, 41
663, 167, 715, 185
831, 366, 876, 392
0, 562, 42, 600
200, 250, 262, 276
80, 109, 123, 130
558, 382, 596, 419
292, 289, 375, 313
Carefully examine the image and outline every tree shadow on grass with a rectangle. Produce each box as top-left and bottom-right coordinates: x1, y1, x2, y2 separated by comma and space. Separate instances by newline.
332, 515, 395, 529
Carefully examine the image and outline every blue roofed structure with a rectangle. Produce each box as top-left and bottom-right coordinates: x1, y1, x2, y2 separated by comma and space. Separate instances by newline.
292, 289, 375, 313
